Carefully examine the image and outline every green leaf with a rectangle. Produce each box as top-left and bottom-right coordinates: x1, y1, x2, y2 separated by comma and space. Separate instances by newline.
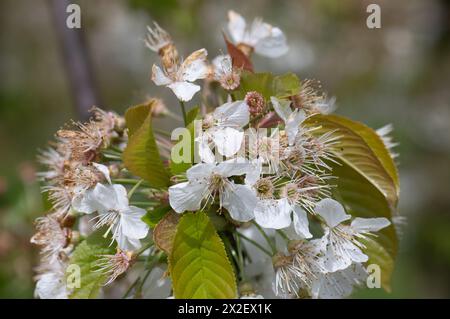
169, 211, 237, 299
272, 73, 301, 98
125, 100, 159, 138
305, 114, 399, 210
329, 160, 398, 291
186, 105, 200, 125
142, 205, 172, 228
169, 121, 195, 175
304, 114, 399, 291
233, 72, 300, 100
360, 237, 395, 292
67, 230, 115, 299
123, 103, 170, 188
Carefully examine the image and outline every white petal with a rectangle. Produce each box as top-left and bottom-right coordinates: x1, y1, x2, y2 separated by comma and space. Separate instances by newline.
168, 181, 206, 213
351, 217, 391, 233
323, 234, 367, 272
254, 27, 289, 58
196, 135, 216, 164
222, 184, 257, 222
167, 82, 200, 102
212, 127, 244, 158
323, 243, 353, 273
112, 184, 130, 211
285, 109, 305, 145
315, 198, 351, 228
35, 272, 68, 299
245, 158, 263, 186
270, 96, 291, 122
180, 48, 208, 82
151, 64, 172, 86
215, 157, 252, 177
228, 10, 246, 44
120, 206, 149, 239
116, 234, 142, 251
186, 162, 215, 180
214, 100, 250, 128
292, 206, 312, 239
72, 183, 116, 214
311, 268, 357, 299
254, 198, 291, 229
92, 163, 111, 184
212, 54, 232, 78
72, 189, 96, 214
247, 21, 272, 45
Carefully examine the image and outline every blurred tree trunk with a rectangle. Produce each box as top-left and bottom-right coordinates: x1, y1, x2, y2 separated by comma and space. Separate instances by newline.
49, 0, 99, 121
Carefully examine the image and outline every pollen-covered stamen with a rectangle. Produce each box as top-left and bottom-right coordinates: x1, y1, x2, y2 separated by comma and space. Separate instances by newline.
281, 182, 301, 203
220, 71, 241, 91
209, 173, 227, 195
249, 133, 281, 173
273, 252, 303, 297
95, 250, 133, 285
332, 224, 372, 251
90, 209, 121, 240
62, 165, 103, 189
254, 177, 274, 199
56, 121, 104, 164
202, 114, 215, 130
281, 146, 306, 172
145, 23, 173, 54
302, 129, 341, 170
41, 185, 74, 215
159, 44, 180, 74
287, 240, 322, 288
245, 91, 265, 116
37, 147, 67, 184
279, 174, 332, 213
290, 79, 324, 111
31, 214, 71, 262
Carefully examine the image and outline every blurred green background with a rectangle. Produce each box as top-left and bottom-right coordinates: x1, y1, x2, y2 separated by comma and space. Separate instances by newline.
1, 0, 449, 298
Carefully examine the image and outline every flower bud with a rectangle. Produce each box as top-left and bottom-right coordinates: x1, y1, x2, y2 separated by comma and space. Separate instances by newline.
245, 91, 265, 116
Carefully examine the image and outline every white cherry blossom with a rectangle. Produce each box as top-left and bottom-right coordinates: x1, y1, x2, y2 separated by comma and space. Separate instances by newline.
35, 263, 69, 299
152, 48, 209, 101
311, 263, 367, 299
168, 159, 257, 222
197, 100, 249, 163
72, 183, 149, 251
227, 10, 288, 58
315, 198, 391, 272
271, 96, 306, 145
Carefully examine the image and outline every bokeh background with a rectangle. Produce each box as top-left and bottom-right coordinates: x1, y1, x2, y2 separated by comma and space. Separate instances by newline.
1, 0, 449, 298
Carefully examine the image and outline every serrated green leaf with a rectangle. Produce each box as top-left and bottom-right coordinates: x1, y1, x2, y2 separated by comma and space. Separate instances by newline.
123, 104, 170, 188
67, 230, 115, 299
233, 72, 300, 100
169, 211, 237, 299
304, 114, 399, 291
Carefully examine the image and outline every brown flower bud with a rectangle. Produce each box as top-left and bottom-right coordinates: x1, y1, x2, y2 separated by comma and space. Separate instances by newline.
245, 91, 265, 116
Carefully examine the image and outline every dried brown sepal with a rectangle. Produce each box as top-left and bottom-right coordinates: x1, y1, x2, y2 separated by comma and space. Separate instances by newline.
223, 33, 253, 72
153, 211, 181, 255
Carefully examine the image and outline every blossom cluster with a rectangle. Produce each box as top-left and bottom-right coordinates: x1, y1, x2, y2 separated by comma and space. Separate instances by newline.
31, 10, 398, 299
